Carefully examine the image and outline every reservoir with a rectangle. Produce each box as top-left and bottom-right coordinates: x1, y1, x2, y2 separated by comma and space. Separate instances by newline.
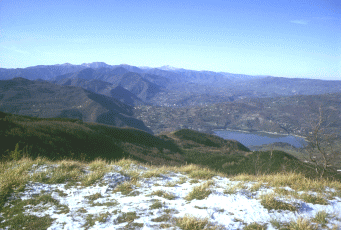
214, 130, 307, 148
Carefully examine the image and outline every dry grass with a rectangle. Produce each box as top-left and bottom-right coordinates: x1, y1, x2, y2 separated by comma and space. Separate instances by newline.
111, 159, 224, 185
298, 193, 329, 205
48, 160, 85, 184
114, 181, 136, 196
260, 193, 298, 211
151, 214, 172, 222
0, 157, 43, 212
142, 169, 164, 178
289, 217, 318, 230
273, 188, 329, 205
224, 182, 248, 195
116, 211, 139, 223
269, 218, 282, 229
312, 211, 328, 226
1, 191, 69, 229
185, 181, 213, 201
85, 192, 103, 201
112, 158, 139, 170
273, 188, 297, 197
83, 212, 112, 229
1, 157, 341, 229
149, 190, 177, 200
81, 170, 106, 186
175, 214, 223, 230
0, 157, 87, 229
231, 172, 341, 193
150, 200, 163, 209
88, 159, 108, 171
81, 160, 111, 186
188, 169, 217, 180
190, 179, 200, 184
177, 177, 188, 184
250, 182, 264, 192
243, 222, 267, 230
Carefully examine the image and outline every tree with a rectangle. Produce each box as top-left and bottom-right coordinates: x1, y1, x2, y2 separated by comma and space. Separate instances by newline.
304, 106, 340, 178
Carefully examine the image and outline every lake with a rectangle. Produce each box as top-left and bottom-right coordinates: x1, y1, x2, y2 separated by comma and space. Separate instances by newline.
214, 130, 307, 148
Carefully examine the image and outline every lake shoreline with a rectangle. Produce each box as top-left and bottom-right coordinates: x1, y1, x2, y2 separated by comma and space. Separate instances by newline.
213, 128, 308, 148
213, 128, 308, 140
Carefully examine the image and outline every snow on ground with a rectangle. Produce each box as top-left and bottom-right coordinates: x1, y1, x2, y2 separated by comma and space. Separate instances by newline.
3, 163, 341, 229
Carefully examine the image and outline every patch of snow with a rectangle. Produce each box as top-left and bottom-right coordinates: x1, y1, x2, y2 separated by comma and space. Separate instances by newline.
3, 165, 341, 229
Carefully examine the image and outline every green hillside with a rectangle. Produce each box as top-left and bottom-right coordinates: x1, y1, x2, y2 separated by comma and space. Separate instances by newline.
0, 111, 180, 163
1, 111, 339, 180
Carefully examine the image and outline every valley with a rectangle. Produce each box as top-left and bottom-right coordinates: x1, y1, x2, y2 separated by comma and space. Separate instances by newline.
1, 62, 341, 155
1, 62, 341, 229
1, 62, 341, 170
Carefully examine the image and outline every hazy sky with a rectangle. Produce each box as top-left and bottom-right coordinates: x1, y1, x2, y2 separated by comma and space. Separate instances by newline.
1, 0, 340, 80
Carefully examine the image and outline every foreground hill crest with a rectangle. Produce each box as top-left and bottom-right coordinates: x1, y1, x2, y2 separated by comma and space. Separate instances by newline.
1, 158, 340, 229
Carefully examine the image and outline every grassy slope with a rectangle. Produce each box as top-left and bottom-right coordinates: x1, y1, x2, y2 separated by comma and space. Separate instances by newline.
1, 112, 339, 181
161, 129, 341, 180
1, 112, 341, 229
0, 111, 180, 163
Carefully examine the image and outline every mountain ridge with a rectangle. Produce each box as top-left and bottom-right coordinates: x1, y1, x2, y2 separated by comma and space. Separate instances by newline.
0, 77, 152, 133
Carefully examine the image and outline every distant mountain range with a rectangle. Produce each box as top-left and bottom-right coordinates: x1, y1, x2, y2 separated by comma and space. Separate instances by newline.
0, 77, 152, 133
1, 62, 341, 136
2, 62, 341, 107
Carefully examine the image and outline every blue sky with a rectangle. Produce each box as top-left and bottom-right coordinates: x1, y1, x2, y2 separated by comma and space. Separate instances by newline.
0, 0, 340, 80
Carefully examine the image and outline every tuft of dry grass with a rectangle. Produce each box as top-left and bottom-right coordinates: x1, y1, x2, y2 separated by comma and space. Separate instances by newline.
185, 181, 212, 201
88, 158, 108, 171
190, 179, 200, 184
175, 214, 223, 230
175, 215, 210, 230
83, 212, 111, 229
116, 211, 139, 224
112, 158, 139, 169
177, 177, 188, 184
260, 193, 298, 211
312, 211, 328, 226
224, 182, 248, 195
150, 200, 163, 209
273, 188, 329, 205
273, 188, 297, 197
48, 160, 84, 184
142, 169, 163, 178
114, 181, 136, 196
250, 182, 264, 192
149, 190, 176, 200
81, 170, 106, 187
85, 192, 103, 201
299, 193, 329, 205
81, 159, 112, 186
174, 164, 223, 180
269, 218, 282, 229
151, 214, 172, 222
243, 222, 267, 230
289, 217, 318, 230
188, 169, 217, 180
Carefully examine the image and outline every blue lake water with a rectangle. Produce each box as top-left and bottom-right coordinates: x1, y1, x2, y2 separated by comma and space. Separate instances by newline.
214, 130, 307, 148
